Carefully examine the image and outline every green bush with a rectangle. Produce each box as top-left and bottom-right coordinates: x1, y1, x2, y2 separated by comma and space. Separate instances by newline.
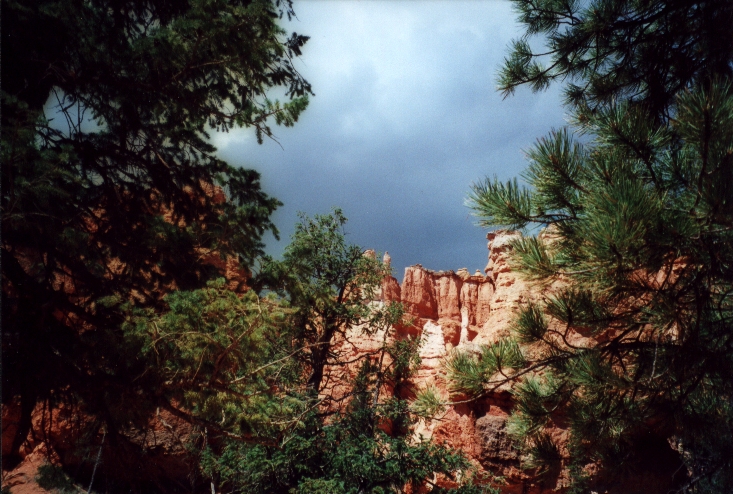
36, 463, 77, 493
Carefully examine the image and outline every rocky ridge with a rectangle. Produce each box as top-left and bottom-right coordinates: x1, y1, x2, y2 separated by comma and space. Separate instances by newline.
333, 229, 680, 493
2, 230, 680, 493
359, 231, 552, 493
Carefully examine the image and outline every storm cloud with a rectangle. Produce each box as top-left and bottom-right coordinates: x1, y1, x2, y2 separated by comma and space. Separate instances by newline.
214, 0, 566, 277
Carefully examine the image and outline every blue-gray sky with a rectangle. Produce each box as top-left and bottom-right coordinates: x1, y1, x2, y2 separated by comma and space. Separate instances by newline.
213, 0, 567, 277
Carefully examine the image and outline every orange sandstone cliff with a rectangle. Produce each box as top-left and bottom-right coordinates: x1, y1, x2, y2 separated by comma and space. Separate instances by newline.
2, 230, 681, 493
345, 231, 561, 494
329, 230, 682, 494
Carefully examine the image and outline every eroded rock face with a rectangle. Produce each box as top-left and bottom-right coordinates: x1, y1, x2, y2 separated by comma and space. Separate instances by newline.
395, 231, 534, 356
476, 414, 519, 462
2, 231, 680, 494
2, 397, 21, 459
434, 273, 462, 321
1, 399, 195, 493
402, 265, 439, 319
371, 230, 678, 493
399, 264, 493, 349
386, 232, 540, 492
381, 275, 401, 303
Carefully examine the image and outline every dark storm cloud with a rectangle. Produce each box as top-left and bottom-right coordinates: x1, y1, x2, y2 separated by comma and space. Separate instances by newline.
214, 1, 566, 279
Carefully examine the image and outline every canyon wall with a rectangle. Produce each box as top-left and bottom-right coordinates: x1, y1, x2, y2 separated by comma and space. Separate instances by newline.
382, 231, 556, 493
2, 230, 681, 493
338, 230, 681, 494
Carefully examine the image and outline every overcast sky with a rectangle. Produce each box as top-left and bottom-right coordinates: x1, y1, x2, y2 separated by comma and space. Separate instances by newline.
213, 0, 567, 278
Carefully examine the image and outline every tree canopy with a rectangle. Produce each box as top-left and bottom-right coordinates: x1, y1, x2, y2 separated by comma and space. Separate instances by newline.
125, 211, 484, 493
2, 0, 310, 470
499, 0, 733, 120
2, 2, 488, 492
463, 84, 733, 492
450, 1, 733, 492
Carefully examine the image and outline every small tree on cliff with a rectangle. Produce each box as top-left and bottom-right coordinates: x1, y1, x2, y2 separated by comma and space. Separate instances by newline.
259, 209, 393, 395
2, 0, 310, 468
128, 211, 484, 493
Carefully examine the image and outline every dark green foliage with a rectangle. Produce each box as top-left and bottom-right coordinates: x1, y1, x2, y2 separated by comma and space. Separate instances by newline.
513, 302, 548, 343
499, 0, 733, 120
257, 209, 398, 394
123, 280, 305, 442
36, 463, 77, 493
467, 177, 534, 230
199, 357, 484, 494
445, 350, 491, 398
2, 0, 311, 468
465, 83, 733, 491
479, 339, 527, 378
444, 339, 526, 398
4, 1, 482, 492
463, 2, 733, 489
201, 419, 484, 494
125, 211, 483, 492
172, 212, 485, 493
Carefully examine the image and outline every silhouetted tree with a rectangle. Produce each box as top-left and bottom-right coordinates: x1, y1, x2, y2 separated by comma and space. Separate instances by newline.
2, 0, 310, 469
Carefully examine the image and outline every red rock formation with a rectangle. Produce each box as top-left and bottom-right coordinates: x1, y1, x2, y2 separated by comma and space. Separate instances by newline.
434, 272, 462, 321
398, 263, 494, 351
389, 232, 546, 493
342, 230, 679, 493
381, 275, 401, 303
401, 265, 439, 320
2, 230, 680, 493
2, 399, 195, 493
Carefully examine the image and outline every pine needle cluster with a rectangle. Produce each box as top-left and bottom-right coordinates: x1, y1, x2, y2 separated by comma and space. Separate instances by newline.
464, 84, 733, 491
498, 0, 733, 121
461, 1, 733, 490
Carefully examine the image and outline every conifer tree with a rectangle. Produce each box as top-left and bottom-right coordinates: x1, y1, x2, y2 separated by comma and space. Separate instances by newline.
128, 211, 485, 493
461, 84, 733, 492
499, 0, 733, 120
259, 209, 395, 395
442, 0, 733, 491
2, 0, 310, 469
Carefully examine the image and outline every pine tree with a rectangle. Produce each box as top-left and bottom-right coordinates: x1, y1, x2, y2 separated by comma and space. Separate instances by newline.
128, 211, 486, 493
462, 84, 733, 492
499, 0, 733, 120
443, 0, 733, 491
2, 0, 310, 469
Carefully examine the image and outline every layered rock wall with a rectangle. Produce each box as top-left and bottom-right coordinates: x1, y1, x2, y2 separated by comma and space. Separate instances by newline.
346, 230, 679, 493
2, 230, 680, 494
385, 231, 548, 493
